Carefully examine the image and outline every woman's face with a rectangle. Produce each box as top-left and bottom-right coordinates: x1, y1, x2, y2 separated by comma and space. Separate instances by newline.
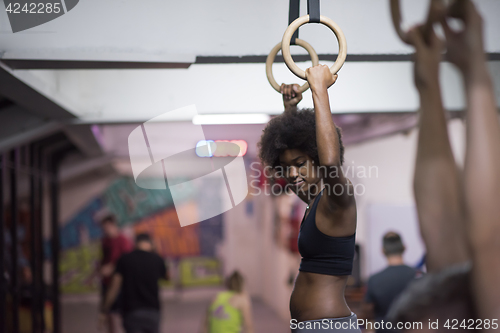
278, 149, 322, 201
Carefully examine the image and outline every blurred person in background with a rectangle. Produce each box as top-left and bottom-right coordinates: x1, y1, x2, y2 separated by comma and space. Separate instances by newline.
362, 232, 417, 332
100, 233, 168, 333
203, 271, 254, 333
98, 214, 133, 333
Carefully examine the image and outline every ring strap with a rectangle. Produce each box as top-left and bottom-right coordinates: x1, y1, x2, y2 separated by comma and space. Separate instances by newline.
307, 0, 320, 23
289, 0, 300, 45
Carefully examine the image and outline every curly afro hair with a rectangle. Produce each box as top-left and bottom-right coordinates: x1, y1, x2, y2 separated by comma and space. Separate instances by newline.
258, 108, 344, 169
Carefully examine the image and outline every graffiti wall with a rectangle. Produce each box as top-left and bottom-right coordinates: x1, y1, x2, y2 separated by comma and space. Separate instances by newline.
58, 177, 224, 294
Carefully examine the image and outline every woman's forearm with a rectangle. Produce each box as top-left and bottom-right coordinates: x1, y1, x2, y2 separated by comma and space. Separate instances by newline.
462, 49, 500, 326
312, 88, 341, 167
463, 62, 500, 244
416, 82, 454, 159
414, 79, 469, 271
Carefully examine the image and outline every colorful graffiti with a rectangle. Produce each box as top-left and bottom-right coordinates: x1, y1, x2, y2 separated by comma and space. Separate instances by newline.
60, 242, 101, 293
133, 203, 200, 258
58, 176, 224, 293
179, 257, 222, 287
59, 199, 103, 251
103, 177, 175, 226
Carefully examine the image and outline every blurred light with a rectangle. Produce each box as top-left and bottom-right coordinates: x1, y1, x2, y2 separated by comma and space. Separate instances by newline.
196, 140, 216, 157
196, 140, 248, 157
192, 114, 270, 125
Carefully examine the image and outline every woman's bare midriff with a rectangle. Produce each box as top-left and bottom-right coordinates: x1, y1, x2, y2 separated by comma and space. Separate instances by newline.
290, 271, 351, 322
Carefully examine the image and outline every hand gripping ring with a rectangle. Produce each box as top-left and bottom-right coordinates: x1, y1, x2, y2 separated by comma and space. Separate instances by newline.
282, 15, 347, 81
266, 38, 320, 93
390, 0, 448, 45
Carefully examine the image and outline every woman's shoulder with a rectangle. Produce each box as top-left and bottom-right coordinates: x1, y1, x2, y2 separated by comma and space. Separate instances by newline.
316, 183, 357, 236
319, 180, 357, 213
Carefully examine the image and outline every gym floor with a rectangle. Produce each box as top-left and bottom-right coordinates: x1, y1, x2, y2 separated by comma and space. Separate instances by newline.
62, 288, 290, 333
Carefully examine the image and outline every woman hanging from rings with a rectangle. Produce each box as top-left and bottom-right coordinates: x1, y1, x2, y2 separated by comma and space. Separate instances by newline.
260, 64, 360, 333
260, 6, 359, 331
260, 67, 359, 333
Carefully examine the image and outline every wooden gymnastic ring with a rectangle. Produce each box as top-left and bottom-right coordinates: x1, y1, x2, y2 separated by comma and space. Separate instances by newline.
266, 38, 320, 93
282, 15, 347, 82
390, 0, 411, 44
390, 0, 449, 45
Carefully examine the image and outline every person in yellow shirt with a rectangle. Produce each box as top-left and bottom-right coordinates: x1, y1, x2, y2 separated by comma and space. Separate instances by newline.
203, 271, 254, 333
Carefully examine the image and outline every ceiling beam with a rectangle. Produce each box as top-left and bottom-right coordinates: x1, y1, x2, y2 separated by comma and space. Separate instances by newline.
0, 62, 74, 120
195, 53, 500, 64
0, 63, 103, 157
0, 50, 195, 70
1, 60, 192, 70
2, 53, 499, 69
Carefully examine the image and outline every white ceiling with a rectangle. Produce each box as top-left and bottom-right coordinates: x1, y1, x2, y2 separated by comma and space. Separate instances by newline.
1, 0, 499, 57
0, 0, 499, 123
10, 60, 500, 122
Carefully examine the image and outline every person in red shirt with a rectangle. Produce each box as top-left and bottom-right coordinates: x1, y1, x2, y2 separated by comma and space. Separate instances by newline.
99, 214, 132, 333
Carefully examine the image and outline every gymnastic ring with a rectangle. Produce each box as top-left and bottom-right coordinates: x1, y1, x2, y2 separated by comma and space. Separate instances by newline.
282, 15, 347, 82
266, 38, 320, 93
390, 0, 448, 45
390, 0, 411, 44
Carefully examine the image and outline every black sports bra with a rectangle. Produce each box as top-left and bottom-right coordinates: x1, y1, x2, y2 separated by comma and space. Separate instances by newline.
298, 188, 356, 276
